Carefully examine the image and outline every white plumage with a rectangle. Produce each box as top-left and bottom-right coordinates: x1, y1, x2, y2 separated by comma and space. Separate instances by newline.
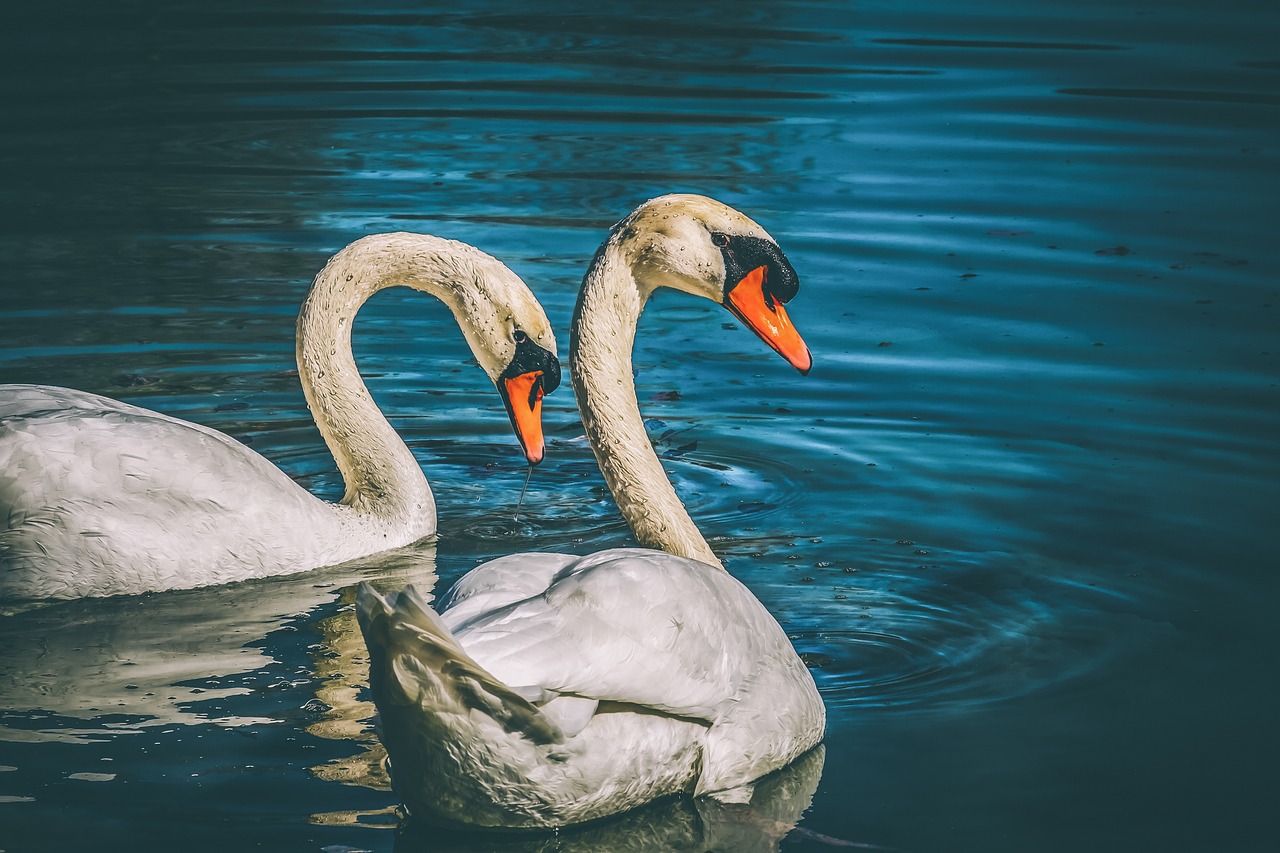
360, 548, 822, 826
357, 195, 824, 829
1, 233, 558, 600
1, 385, 367, 599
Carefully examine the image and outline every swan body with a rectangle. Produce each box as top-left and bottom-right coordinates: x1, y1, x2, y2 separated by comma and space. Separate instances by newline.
1, 233, 559, 601
357, 196, 824, 829
359, 548, 822, 826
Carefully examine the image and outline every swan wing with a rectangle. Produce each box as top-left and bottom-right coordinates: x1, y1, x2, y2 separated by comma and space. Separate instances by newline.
442, 548, 801, 722
438, 551, 583, 628
356, 582, 564, 745
1, 385, 159, 420
0, 385, 337, 598
1, 386, 309, 504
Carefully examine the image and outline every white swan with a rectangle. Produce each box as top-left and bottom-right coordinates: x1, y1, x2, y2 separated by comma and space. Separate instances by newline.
357, 195, 823, 829
0, 233, 560, 601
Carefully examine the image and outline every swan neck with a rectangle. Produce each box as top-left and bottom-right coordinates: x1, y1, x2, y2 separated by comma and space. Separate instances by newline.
296, 240, 437, 528
570, 241, 722, 568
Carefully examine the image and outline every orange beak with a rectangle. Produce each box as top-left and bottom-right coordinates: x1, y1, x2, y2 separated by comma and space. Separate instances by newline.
724, 266, 812, 374
501, 371, 546, 465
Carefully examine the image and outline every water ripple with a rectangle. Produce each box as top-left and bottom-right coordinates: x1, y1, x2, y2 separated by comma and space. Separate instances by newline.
786, 557, 1147, 712
1059, 87, 1280, 106
873, 37, 1127, 51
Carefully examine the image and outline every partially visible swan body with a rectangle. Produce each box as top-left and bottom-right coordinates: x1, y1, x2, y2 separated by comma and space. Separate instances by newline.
0, 233, 559, 601
357, 195, 824, 829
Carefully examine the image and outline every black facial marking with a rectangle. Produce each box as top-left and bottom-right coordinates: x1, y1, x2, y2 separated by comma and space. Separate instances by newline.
500, 332, 562, 396
714, 233, 800, 304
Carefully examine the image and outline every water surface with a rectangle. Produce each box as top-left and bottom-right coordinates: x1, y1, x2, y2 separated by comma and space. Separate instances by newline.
2, 1, 1277, 851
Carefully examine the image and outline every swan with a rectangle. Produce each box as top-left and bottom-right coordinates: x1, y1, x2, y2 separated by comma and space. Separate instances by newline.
356, 195, 824, 829
0, 233, 560, 601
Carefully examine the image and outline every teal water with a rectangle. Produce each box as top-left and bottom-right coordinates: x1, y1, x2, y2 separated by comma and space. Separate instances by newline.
1, 1, 1277, 850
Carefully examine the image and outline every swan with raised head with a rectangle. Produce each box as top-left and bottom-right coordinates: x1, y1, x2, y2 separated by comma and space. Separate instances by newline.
357, 195, 823, 829
0, 233, 560, 601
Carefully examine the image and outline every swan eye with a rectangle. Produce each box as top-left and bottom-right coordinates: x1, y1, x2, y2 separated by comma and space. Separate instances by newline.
513, 329, 528, 344
711, 232, 731, 248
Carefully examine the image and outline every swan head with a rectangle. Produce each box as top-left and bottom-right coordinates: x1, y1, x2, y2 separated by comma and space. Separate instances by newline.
379, 233, 561, 465
306, 232, 560, 466
617, 194, 811, 374
494, 326, 561, 466
452, 271, 561, 467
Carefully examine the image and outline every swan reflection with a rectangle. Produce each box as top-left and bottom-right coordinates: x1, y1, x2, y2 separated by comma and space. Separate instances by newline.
393, 745, 826, 853
304, 553, 441, 791
0, 542, 438, 746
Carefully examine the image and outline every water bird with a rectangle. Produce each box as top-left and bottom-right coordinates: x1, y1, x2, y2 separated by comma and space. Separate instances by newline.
0, 233, 560, 600
357, 195, 824, 829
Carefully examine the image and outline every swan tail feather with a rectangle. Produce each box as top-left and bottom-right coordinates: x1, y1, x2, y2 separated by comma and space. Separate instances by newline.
355, 581, 564, 745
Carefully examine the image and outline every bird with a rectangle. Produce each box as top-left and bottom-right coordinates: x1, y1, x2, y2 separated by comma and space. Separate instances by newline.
0, 232, 560, 601
356, 195, 824, 829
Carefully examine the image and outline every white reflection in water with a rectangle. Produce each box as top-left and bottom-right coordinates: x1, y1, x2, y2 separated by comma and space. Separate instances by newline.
0, 542, 439, 750
388, 745, 829, 853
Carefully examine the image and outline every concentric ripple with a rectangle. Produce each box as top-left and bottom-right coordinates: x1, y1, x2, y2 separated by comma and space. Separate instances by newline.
780, 552, 1149, 713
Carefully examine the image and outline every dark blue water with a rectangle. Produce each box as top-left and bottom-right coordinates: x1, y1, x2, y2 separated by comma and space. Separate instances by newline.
2, 1, 1277, 851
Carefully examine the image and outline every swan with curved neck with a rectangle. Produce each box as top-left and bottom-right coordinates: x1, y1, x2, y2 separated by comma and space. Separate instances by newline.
0, 232, 559, 601
571, 193, 810, 565
357, 196, 823, 829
